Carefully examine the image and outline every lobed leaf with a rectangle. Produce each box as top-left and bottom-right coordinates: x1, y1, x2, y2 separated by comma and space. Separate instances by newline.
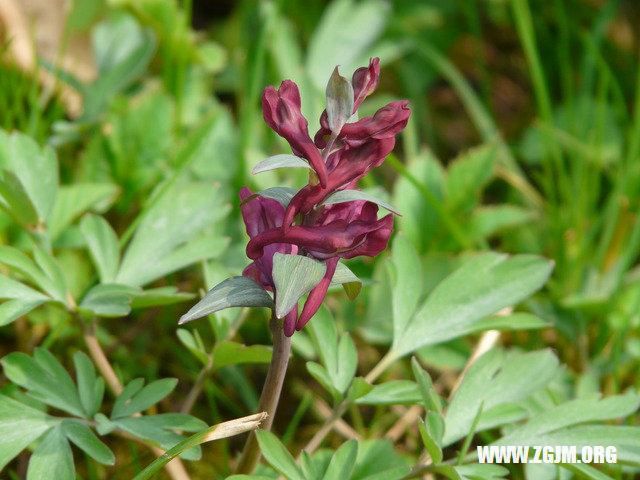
2, 349, 86, 417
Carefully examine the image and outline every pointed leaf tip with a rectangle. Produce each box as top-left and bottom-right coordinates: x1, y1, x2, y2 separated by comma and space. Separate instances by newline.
179, 276, 273, 324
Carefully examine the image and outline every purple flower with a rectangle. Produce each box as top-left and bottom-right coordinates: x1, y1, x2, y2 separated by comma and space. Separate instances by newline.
315, 100, 411, 149
247, 201, 393, 261
243, 58, 408, 336
282, 137, 397, 229
353, 57, 381, 111
262, 81, 329, 188
239, 187, 297, 291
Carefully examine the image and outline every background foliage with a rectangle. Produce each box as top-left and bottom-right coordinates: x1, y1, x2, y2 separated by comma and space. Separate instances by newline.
0, 0, 639, 479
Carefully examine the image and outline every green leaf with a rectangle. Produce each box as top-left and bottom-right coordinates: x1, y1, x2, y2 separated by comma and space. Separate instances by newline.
133, 235, 230, 288
307, 305, 357, 396
86, 14, 155, 118
61, 419, 114, 465
0, 169, 39, 227
272, 253, 327, 319
0, 395, 55, 470
116, 183, 228, 287
426, 411, 444, 446
176, 329, 209, 365
32, 246, 68, 303
411, 357, 441, 413
95, 413, 117, 435
445, 144, 495, 212
111, 378, 144, 416
335, 334, 358, 394
322, 440, 358, 480
358, 466, 411, 480
306, 0, 389, 90
256, 430, 305, 480
179, 276, 274, 325
469, 205, 535, 239
114, 416, 201, 461
0, 298, 47, 326
561, 463, 617, 480
131, 287, 193, 309
331, 261, 362, 300
355, 381, 422, 406
252, 155, 310, 174
2, 349, 86, 417
454, 464, 508, 479
352, 439, 409, 480
0, 246, 55, 294
392, 253, 554, 357
418, 418, 442, 464
212, 341, 272, 370
322, 189, 401, 216
347, 377, 373, 402
128, 413, 207, 432
463, 312, 551, 334
496, 392, 640, 446
443, 349, 559, 445
27, 426, 74, 480
226, 477, 273, 480
80, 214, 120, 283
0, 273, 49, 302
73, 351, 104, 418
254, 187, 299, 208
392, 152, 445, 252
112, 378, 178, 418
325, 66, 354, 133
79, 283, 139, 317
515, 425, 640, 463
48, 183, 119, 239
307, 362, 337, 397
389, 236, 423, 344
0, 132, 58, 223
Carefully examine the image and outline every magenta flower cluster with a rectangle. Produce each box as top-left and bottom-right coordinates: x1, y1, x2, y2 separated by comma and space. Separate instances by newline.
240, 58, 410, 336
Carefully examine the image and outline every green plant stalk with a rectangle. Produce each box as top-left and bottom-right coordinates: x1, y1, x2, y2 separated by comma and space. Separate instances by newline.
235, 313, 292, 474
511, 0, 569, 207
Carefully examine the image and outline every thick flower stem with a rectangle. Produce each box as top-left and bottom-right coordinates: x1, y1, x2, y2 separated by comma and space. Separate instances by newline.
235, 314, 291, 474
